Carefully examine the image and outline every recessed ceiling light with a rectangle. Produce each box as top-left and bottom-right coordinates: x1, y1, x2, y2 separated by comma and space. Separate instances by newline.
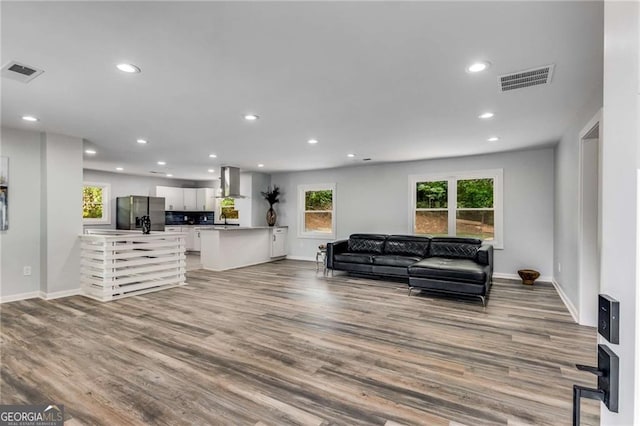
116, 167, 124, 171
84, 149, 96, 155
157, 161, 166, 166
466, 61, 490, 73
116, 63, 141, 73
244, 114, 259, 121
209, 154, 217, 158
136, 139, 148, 144
257, 164, 265, 168
22, 115, 39, 122
166, 174, 173, 177
308, 139, 318, 144
479, 112, 494, 119
488, 136, 500, 142
208, 169, 215, 173
347, 153, 355, 158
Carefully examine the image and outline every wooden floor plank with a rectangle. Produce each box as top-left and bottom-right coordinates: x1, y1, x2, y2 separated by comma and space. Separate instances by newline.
0, 260, 598, 425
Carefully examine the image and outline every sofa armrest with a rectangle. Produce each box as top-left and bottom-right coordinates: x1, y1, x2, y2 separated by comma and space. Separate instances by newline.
326, 239, 348, 269
476, 244, 493, 268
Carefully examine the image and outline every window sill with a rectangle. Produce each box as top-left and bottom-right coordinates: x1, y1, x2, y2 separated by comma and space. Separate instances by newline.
298, 233, 336, 240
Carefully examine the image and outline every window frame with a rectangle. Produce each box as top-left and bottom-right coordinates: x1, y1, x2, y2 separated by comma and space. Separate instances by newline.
297, 183, 337, 239
82, 182, 111, 225
409, 169, 503, 249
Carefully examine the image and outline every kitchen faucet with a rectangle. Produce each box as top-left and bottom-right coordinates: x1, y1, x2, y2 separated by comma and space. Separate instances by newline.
220, 212, 227, 225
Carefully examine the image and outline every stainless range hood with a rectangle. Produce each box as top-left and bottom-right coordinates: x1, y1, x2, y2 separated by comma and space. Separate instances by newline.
218, 166, 246, 198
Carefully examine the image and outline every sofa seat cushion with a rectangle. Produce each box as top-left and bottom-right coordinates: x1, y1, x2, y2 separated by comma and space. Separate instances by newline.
373, 255, 422, 267
334, 253, 374, 264
408, 257, 487, 283
383, 235, 431, 257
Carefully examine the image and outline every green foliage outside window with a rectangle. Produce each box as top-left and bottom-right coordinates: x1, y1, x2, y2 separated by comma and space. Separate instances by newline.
220, 197, 239, 219
83, 186, 103, 219
305, 190, 333, 211
457, 179, 494, 208
416, 181, 448, 208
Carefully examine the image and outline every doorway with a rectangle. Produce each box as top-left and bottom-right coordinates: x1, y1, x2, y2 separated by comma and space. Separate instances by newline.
578, 114, 602, 326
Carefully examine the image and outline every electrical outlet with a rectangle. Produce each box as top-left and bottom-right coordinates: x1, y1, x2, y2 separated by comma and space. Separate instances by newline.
558, 262, 562, 273
23, 266, 32, 276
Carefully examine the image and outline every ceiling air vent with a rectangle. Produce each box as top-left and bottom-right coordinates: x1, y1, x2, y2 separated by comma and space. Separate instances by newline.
498, 64, 554, 92
1, 60, 45, 83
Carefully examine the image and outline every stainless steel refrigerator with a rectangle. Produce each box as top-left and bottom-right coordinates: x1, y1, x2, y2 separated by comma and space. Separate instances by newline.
116, 196, 165, 231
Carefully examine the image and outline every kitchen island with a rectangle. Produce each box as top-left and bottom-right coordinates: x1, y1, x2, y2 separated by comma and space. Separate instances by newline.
80, 229, 187, 301
200, 226, 287, 271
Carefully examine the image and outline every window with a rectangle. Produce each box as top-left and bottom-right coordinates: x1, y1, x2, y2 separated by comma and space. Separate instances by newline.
298, 183, 336, 238
220, 197, 239, 220
83, 182, 110, 224
410, 169, 503, 248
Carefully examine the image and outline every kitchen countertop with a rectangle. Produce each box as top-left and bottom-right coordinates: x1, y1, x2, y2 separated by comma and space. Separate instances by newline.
199, 226, 287, 231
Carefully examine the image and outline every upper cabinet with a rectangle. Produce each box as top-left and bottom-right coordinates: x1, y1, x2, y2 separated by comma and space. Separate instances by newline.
183, 188, 198, 210
156, 186, 215, 211
197, 188, 215, 211
157, 186, 184, 211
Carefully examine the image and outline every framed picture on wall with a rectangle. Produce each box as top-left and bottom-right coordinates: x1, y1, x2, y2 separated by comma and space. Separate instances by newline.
0, 156, 8, 231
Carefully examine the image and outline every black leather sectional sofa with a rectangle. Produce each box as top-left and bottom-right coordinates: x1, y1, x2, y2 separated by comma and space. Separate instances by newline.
326, 234, 493, 305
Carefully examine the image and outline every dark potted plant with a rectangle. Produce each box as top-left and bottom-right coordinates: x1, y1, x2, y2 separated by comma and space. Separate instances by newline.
261, 185, 280, 226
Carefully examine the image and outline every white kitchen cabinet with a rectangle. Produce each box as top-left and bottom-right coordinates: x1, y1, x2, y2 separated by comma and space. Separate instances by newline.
270, 227, 287, 257
197, 188, 215, 211
156, 186, 184, 211
193, 228, 202, 251
183, 188, 198, 210
185, 227, 195, 251
156, 186, 215, 211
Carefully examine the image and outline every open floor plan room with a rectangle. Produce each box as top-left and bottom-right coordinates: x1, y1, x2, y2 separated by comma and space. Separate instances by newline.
1, 261, 599, 425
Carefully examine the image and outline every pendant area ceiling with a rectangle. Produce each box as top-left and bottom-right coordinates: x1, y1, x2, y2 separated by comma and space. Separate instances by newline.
1, 1, 603, 180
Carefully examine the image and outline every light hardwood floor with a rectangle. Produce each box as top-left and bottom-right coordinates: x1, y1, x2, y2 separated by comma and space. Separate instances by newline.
1, 260, 599, 425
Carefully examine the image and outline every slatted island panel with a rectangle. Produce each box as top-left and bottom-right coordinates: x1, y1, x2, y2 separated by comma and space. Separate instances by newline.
80, 230, 187, 301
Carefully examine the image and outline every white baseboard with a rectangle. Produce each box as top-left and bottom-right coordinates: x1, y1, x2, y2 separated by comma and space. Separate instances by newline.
551, 278, 579, 323
0, 291, 42, 304
492, 272, 553, 283
1, 288, 83, 304
42, 288, 83, 300
286, 255, 316, 262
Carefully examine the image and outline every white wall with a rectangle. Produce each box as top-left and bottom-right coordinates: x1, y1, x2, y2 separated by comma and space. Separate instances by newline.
272, 147, 555, 278
43, 133, 83, 295
251, 172, 272, 227
600, 1, 639, 424
0, 128, 43, 300
82, 169, 203, 229
553, 93, 603, 316
0, 127, 84, 300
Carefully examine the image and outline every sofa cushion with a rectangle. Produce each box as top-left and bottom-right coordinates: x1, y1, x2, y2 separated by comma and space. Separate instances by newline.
347, 234, 387, 254
334, 253, 374, 264
373, 255, 422, 267
383, 235, 431, 257
430, 237, 481, 259
408, 257, 487, 283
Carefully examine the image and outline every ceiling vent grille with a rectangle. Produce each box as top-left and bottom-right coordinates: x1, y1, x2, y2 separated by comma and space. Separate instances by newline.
498, 64, 554, 92
1, 60, 45, 83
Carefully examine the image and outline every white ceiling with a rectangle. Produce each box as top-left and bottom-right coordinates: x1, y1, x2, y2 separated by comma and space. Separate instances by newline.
1, 1, 603, 180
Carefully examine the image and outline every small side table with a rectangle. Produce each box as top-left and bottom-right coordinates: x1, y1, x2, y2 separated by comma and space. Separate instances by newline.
316, 247, 327, 275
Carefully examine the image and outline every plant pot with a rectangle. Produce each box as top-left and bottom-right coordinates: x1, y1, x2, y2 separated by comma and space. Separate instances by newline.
518, 269, 540, 285
266, 207, 277, 226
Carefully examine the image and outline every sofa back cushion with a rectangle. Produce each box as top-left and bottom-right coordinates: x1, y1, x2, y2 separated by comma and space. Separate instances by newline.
430, 237, 481, 259
348, 234, 387, 254
384, 235, 431, 257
